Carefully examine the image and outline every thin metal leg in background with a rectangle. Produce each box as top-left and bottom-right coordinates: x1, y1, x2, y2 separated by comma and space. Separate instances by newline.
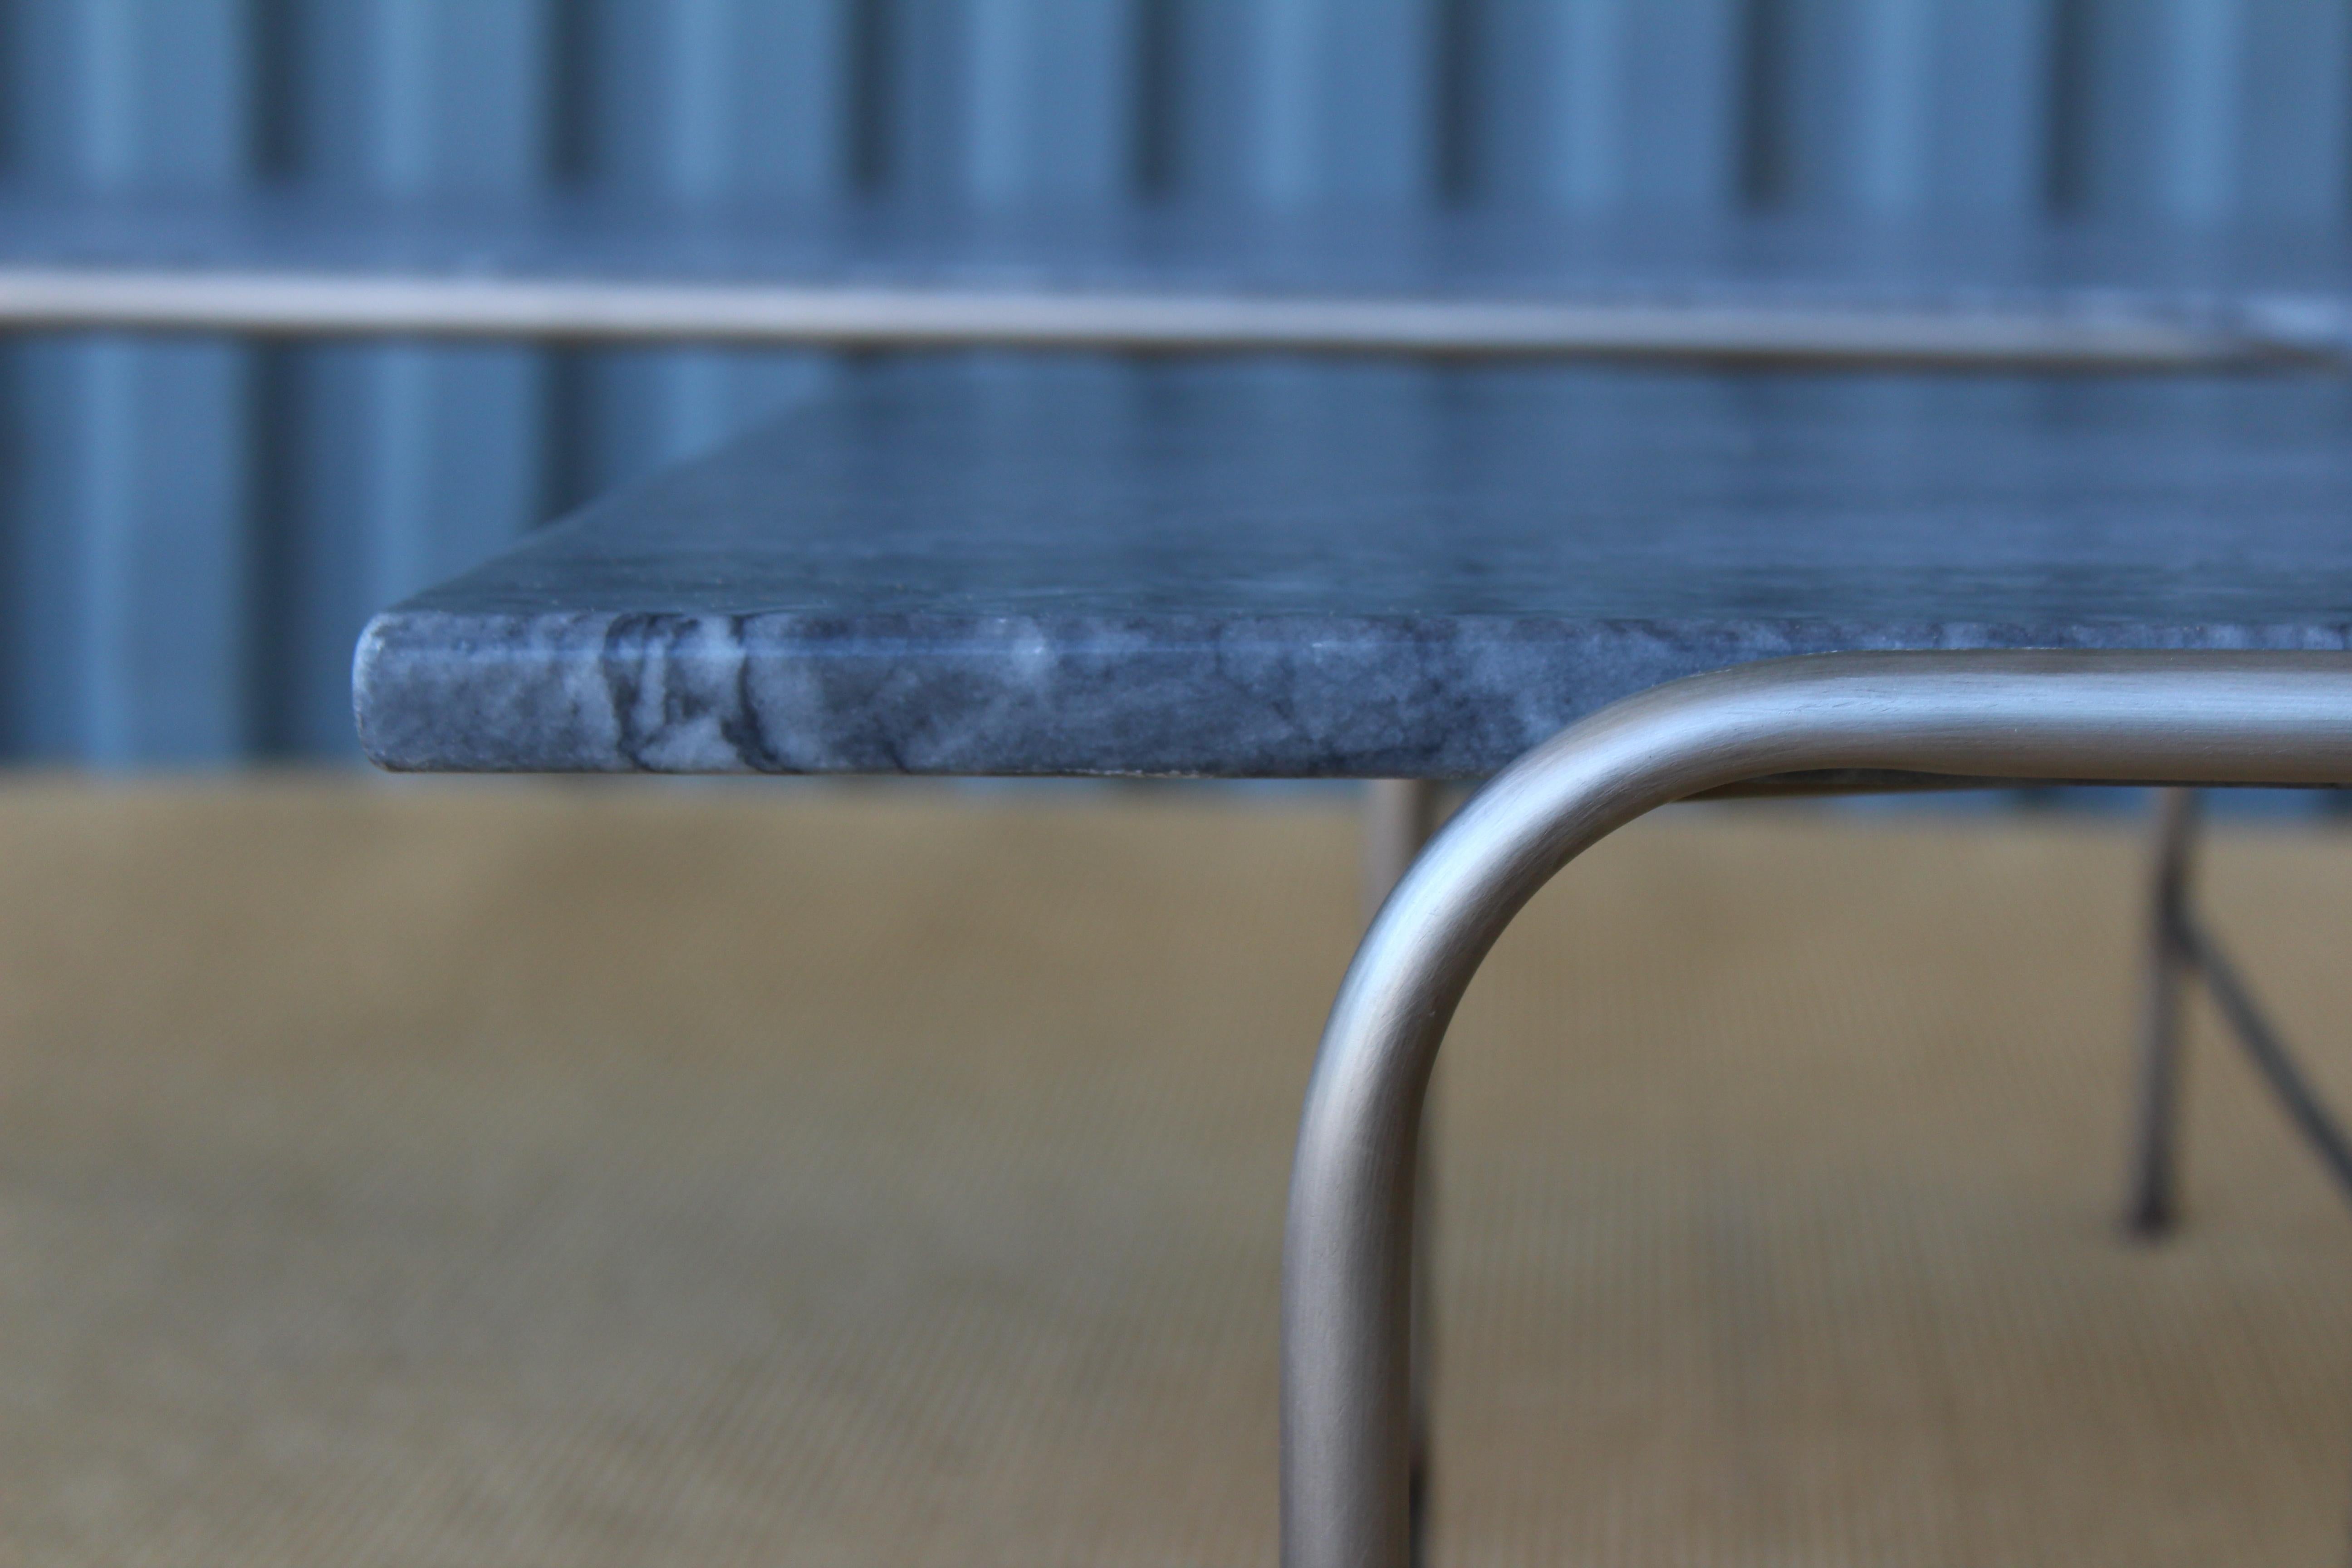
2121, 786, 2352, 1235
1362, 780, 1441, 1568
2179, 912, 2352, 1210
1363, 779, 1441, 921
2125, 786, 2200, 1238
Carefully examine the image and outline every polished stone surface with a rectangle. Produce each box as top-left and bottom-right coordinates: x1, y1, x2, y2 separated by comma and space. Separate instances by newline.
358, 359, 2352, 777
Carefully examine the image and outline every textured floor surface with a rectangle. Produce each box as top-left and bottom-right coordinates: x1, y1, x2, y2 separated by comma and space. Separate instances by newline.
2, 779, 2349, 1567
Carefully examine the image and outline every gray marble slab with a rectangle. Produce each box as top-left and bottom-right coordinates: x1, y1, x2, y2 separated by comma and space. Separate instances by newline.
358, 358, 2352, 778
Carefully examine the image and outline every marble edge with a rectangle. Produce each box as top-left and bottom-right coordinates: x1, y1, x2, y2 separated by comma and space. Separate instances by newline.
354, 608, 2352, 779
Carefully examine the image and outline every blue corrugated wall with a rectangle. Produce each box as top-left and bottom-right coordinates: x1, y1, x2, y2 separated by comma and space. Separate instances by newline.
3, 0, 2350, 764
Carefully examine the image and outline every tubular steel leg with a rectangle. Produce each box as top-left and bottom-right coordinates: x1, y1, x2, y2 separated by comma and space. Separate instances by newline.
1283, 651, 2352, 1568
1362, 780, 1441, 1568
2125, 786, 2200, 1237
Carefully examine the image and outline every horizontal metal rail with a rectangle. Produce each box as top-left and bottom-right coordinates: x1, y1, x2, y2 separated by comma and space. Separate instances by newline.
0, 266, 2324, 367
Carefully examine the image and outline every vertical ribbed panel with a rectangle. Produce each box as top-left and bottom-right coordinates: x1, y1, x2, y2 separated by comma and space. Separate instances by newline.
557, 0, 843, 511
1, 0, 2351, 764
2056, 0, 2352, 222
964, 0, 1138, 201
1749, 0, 2059, 215
2226, 0, 2352, 221
2, 0, 251, 763
1157, 0, 1441, 205
1464, 0, 1748, 211
256, 0, 556, 756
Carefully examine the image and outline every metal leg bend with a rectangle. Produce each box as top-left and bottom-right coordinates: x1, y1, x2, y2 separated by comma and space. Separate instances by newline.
1284, 650, 2352, 1568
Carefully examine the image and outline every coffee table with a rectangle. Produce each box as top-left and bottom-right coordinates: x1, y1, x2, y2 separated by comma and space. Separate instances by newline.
356, 355, 2352, 1568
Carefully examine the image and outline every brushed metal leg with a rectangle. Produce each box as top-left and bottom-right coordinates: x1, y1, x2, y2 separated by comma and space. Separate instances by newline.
1283, 651, 2352, 1568
2124, 786, 2200, 1238
1362, 780, 1441, 1568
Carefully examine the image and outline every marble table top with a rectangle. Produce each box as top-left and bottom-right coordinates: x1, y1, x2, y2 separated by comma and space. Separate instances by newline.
358, 358, 2352, 778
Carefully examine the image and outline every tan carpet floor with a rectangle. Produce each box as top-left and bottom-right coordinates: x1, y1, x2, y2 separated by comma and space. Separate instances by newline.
1, 779, 2349, 1566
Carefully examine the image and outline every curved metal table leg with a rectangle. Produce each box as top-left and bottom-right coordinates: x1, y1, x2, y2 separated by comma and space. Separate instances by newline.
1284, 651, 2352, 1568
1361, 780, 1442, 1568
